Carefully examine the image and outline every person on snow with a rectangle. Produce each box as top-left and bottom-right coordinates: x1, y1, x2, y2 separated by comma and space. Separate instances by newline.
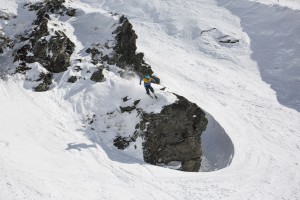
140, 74, 157, 99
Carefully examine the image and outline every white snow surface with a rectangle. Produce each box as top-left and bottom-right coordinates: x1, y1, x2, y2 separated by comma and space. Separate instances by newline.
251, 0, 300, 10
1, 0, 300, 200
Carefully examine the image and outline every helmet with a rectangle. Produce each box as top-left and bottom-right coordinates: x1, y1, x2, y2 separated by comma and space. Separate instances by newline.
145, 75, 150, 79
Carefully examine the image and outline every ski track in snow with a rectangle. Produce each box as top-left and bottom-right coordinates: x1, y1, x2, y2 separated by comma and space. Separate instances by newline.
0, 0, 300, 199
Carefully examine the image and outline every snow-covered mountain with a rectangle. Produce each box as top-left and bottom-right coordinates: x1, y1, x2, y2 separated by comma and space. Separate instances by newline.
1, 0, 300, 199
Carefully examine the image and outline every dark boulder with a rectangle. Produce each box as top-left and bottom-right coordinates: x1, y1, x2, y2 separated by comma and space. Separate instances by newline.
113, 136, 134, 150
140, 94, 208, 172
34, 72, 53, 92
90, 68, 104, 82
66, 9, 76, 17
67, 76, 77, 83
120, 99, 140, 113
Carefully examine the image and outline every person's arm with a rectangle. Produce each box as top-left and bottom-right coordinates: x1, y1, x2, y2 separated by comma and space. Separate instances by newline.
151, 78, 156, 83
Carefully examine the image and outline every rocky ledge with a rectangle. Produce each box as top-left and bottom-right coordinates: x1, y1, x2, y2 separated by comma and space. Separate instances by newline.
139, 95, 207, 171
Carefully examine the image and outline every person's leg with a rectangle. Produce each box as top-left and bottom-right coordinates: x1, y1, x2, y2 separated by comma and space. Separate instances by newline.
149, 86, 157, 98
145, 86, 150, 95
149, 86, 154, 94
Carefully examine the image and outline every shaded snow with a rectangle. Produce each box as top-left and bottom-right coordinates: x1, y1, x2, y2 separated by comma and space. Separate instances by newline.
217, 0, 300, 112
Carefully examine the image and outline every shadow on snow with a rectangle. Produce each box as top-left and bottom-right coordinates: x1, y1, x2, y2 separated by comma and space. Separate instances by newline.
216, 0, 300, 112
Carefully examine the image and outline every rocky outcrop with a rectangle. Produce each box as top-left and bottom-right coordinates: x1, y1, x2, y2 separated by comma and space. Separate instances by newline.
110, 16, 155, 79
139, 94, 208, 172
15, 0, 75, 75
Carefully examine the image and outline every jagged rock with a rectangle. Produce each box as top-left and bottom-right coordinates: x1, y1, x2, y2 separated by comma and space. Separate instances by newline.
15, 1, 75, 74
90, 68, 104, 82
113, 17, 137, 66
120, 106, 135, 113
140, 94, 208, 172
66, 9, 76, 17
113, 130, 139, 150
133, 99, 140, 106
67, 76, 77, 83
15, 62, 31, 74
111, 16, 153, 76
122, 96, 131, 102
113, 136, 133, 150
34, 72, 53, 92
219, 39, 239, 44
120, 99, 140, 113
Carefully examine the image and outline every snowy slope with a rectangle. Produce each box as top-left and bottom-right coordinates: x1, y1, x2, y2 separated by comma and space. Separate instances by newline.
252, 0, 300, 10
1, 0, 300, 200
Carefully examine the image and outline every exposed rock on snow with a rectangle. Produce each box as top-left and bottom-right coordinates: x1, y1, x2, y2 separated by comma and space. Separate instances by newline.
113, 136, 135, 150
66, 8, 76, 17
119, 99, 141, 113
218, 35, 239, 44
34, 72, 52, 92
111, 16, 154, 77
140, 94, 208, 172
67, 75, 77, 83
90, 68, 104, 82
15, 0, 75, 76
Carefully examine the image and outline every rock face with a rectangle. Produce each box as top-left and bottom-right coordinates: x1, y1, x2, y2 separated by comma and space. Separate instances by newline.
14, 0, 75, 74
140, 95, 208, 172
111, 16, 154, 78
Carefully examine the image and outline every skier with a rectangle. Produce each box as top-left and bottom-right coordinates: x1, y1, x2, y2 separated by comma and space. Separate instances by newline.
140, 74, 157, 99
